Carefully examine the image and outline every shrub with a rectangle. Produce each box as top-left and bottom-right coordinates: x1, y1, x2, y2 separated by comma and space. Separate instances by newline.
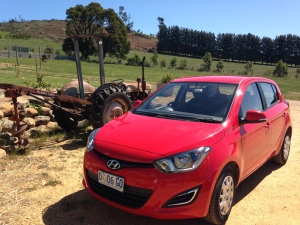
169, 57, 177, 68
201, 52, 212, 71
177, 59, 188, 70
161, 73, 173, 84
215, 60, 224, 72
160, 59, 166, 68
273, 60, 288, 77
296, 68, 300, 78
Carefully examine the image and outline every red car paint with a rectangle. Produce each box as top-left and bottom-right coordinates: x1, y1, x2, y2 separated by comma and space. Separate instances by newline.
83, 76, 292, 223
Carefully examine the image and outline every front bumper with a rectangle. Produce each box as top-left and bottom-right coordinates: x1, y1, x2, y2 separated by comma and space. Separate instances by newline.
83, 150, 214, 219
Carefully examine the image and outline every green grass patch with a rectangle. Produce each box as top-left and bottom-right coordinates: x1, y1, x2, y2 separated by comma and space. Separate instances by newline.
1, 51, 300, 100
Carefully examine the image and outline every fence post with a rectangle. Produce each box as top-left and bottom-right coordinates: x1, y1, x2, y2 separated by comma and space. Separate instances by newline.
16, 46, 19, 66
39, 47, 41, 68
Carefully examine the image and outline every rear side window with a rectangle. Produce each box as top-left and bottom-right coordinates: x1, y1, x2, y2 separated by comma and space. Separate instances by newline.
259, 83, 279, 108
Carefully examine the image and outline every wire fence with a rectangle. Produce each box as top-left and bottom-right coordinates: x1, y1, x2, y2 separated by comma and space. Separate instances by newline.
0, 44, 73, 60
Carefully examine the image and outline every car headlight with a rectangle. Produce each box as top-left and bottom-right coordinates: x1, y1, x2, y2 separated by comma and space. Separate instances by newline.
154, 147, 211, 173
86, 128, 100, 152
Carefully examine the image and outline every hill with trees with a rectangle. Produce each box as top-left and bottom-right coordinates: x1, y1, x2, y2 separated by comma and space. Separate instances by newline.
0, 19, 157, 52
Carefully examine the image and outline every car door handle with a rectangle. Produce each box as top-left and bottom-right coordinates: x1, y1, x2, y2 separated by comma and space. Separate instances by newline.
265, 122, 270, 129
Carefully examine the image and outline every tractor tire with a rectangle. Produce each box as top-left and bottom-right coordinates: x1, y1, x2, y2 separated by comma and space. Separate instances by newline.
53, 80, 95, 131
89, 85, 132, 128
52, 101, 78, 131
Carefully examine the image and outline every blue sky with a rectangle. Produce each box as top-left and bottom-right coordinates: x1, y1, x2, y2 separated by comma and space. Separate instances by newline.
1, 0, 299, 39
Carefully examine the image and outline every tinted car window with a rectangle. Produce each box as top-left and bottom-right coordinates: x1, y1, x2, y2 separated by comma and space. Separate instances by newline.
259, 82, 279, 108
135, 82, 237, 122
239, 83, 263, 118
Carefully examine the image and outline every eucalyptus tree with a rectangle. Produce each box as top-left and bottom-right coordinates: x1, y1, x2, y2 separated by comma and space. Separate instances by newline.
62, 2, 130, 60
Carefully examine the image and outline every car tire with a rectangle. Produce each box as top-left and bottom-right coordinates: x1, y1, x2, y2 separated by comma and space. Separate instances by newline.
273, 131, 291, 165
205, 166, 236, 225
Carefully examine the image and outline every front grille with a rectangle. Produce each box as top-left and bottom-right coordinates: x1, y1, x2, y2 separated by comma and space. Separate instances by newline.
92, 149, 155, 169
86, 169, 153, 209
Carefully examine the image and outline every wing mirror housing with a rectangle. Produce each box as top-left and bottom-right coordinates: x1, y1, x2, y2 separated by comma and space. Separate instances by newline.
242, 110, 267, 123
133, 100, 142, 108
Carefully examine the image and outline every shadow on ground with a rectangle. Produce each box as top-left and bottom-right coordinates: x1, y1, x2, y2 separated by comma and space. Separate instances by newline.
42, 160, 282, 225
42, 189, 209, 225
234, 160, 282, 204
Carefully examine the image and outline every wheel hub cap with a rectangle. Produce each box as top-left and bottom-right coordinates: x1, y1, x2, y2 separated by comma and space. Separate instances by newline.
283, 136, 291, 160
219, 175, 234, 216
106, 102, 124, 122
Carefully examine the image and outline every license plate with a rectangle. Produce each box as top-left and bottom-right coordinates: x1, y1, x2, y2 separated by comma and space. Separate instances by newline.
98, 171, 125, 192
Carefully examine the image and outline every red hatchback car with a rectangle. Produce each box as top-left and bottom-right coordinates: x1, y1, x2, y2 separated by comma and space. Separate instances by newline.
83, 76, 292, 224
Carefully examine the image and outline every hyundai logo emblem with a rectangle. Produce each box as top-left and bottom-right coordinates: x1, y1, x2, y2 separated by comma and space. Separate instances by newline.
107, 160, 121, 170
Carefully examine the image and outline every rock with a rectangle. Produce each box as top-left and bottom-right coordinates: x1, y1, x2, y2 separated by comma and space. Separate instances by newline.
46, 121, 60, 131
77, 119, 91, 128
24, 125, 48, 138
0, 89, 5, 98
48, 110, 55, 122
25, 108, 38, 117
0, 97, 12, 102
0, 148, 6, 158
34, 116, 50, 126
0, 132, 11, 145
0, 110, 4, 120
40, 107, 51, 116
22, 117, 36, 129
17, 97, 30, 110
0, 120, 17, 135
0, 102, 14, 116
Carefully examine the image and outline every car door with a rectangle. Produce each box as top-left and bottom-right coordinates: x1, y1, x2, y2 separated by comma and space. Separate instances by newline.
239, 82, 271, 177
257, 82, 286, 154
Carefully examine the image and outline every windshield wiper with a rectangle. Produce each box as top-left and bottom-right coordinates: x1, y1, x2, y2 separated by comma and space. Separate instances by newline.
134, 111, 180, 119
188, 116, 221, 123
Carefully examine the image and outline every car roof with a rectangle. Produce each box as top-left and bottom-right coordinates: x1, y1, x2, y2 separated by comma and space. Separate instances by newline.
172, 75, 273, 85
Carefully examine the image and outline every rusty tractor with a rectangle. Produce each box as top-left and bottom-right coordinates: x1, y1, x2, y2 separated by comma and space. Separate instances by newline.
0, 33, 151, 140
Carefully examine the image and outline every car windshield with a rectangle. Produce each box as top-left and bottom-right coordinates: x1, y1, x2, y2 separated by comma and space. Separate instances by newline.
133, 82, 238, 122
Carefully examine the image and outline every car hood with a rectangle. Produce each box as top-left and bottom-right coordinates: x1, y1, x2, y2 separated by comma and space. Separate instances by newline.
93, 112, 225, 162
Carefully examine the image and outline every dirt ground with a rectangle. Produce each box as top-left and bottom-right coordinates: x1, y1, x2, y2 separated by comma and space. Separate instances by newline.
0, 101, 299, 225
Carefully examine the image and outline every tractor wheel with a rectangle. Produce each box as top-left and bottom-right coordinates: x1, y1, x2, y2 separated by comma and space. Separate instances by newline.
52, 101, 78, 131
89, 85, 132, 128
53, 81, 95, 131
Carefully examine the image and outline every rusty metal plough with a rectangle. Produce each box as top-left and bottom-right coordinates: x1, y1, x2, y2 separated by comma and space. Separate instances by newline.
0, 83, 93, 151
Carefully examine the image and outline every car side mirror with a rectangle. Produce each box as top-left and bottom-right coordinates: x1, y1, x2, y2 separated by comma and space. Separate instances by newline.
133, 100, 142, 108
242, 110, 267, 123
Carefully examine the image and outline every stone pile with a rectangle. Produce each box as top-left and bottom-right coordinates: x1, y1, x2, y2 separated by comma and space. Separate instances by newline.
0, 89, 62, 156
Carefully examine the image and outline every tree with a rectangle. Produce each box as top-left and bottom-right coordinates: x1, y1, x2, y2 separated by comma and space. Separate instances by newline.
160, 59, 167, 68
245, 33, 261, 63
273, 60, 288, 77
260, 37, 275, 65
201, 52, 213, 71
119, 6, 134, 32
216, 60, 224, 72
63, 2, 130, 60
244, 62, 253, 75
44, 45, 54, 59
177, 59, 188, 70
216, 33, 235, 61
150, 51, 158, 67
169, 57, 177, 68
157, 17, 169, 54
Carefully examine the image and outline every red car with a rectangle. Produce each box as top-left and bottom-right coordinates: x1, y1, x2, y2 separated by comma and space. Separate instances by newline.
83, 76, 292, 224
